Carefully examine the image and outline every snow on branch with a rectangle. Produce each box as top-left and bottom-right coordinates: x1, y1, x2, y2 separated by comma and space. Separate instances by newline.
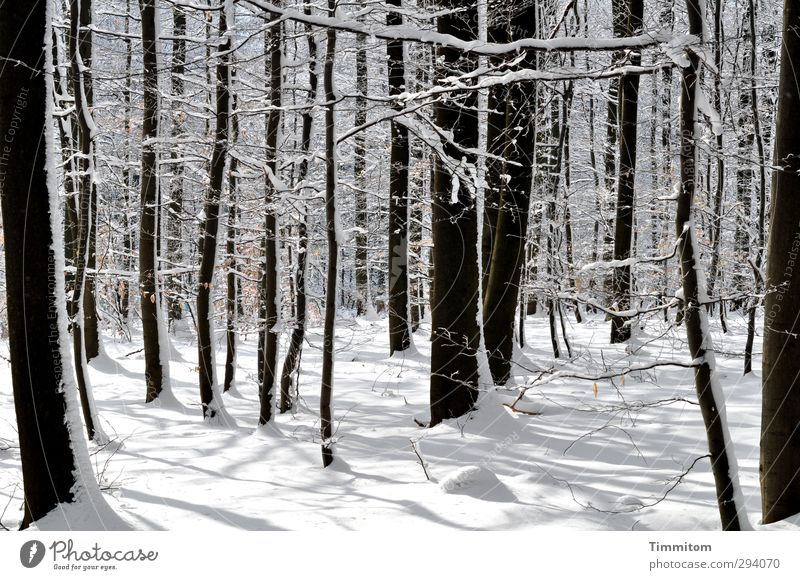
239, 0, 681, 56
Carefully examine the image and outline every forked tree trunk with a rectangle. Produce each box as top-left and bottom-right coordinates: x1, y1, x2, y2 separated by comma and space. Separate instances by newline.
430, 1, 481, 426
68, 0, 100, 440
760, 0, 800, 526
483, 4, 536, 385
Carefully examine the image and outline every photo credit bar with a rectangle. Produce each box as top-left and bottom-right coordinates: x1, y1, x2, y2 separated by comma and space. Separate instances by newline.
1, 531, 799, 579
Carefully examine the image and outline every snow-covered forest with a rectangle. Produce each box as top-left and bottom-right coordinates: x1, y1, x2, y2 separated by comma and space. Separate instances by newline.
1, 0, 800, 533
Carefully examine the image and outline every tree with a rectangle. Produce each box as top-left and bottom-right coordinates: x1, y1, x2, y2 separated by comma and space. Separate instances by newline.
429, 0, 481, 425
258, 5, 282, 425
677, 0, 748, 530
760, 0, 800, 525
483, 3, 536, 385
197, 2, 232, 421
67, 0, 102, 440
354, 3, 369, 316
320, 0, 339, 466
166, 5, 187, 324
139, 0, 168, 403
1, 0, 100, 529
387, 0, 411, 355
609, 0, 644, 344
68, 0, 101, 363
279, 6, 318, 414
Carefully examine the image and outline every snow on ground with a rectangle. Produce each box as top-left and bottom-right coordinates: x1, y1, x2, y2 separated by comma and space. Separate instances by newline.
0, 312, 794, 530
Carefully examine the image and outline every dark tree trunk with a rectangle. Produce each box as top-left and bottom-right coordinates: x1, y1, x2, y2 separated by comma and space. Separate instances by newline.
430, 1, 480, 426
68, 0, 99, 439
167, 5, 186, 324
280, 8, 317, 414
354, 4, 369, 316
678, 0, 746, 531
601, 0, 627, 301
259, 8, 282, 425
706, 0, 724, 311
224, 94, 239, 393
120, 0, 133, 324
387, 0, 411, 355
481, 14, 509, 296
744, 0, 767, 375
139, 0, 166, 403
321, 0, 338, 466
0, 0, 81, 528
760, 0, 800, 526
483, 4, 536, 385
610, 0, 643, 344
197, 6, 231, 420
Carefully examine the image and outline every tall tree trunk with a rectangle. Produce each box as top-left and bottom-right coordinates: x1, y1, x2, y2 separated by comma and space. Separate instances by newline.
706, 0, 725, 311
0, 0, 84, 528
68, 0, 100, 361
167, 5, 186, 324
387, 0, 411, 355
224, 93, 239, 393
259, 7, 282, 425
760, 0, 800, 526
602, 0, 627, 302
678, 0, 747, 531
69, 0, 100, 439
320, 0, 338, 466
139, 0, 167, 403
743, 0, 767, 375
197, 4, 231, 420
354, 4, 369, 316
120, 0, 133, 324
610, 0, 643, 344
483, 4, 536, 385
279, 8, 317, 414
734, 7, 755, 311
430, 1, 481, 426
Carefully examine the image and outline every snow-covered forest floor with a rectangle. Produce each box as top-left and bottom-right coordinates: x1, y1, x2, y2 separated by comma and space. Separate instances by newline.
2, 312, 798, 531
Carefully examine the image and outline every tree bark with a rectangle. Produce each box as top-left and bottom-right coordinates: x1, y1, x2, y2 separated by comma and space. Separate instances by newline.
430, 1, 481, 426
0, 0, 81, 528
197, 4, 231, 420
610, 0, 643, 344
321, 0, 338, 466
139, 0, 167, 403
224, 93, 239, 393
279, 7, 317, 414
387, 0, 411, 355
678, 0, 746, 531
483, 3, 536, 385
68, 0, 100, 439
167, 5, 186, 324
354, 4, 369, 316
760, 0, 800, 526
259, 7, 282, 425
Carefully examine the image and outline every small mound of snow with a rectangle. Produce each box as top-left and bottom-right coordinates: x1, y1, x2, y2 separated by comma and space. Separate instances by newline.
439, 466, 490, 492
438, 466, 516, 502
